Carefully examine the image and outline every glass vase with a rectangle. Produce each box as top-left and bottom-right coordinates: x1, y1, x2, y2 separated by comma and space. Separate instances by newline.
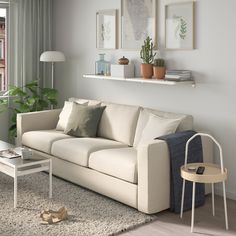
95, 54, 110, 76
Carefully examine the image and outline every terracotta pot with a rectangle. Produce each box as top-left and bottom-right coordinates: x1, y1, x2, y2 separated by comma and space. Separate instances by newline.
153, 66, 166, 79
140, 64, 153, 79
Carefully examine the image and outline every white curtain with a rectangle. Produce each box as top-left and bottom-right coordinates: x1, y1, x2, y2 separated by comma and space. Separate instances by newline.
8, 0, 52, 88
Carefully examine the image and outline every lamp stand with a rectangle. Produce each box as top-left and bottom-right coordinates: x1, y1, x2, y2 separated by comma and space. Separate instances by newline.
51, 62, 54, 110
51, 62, 54, 89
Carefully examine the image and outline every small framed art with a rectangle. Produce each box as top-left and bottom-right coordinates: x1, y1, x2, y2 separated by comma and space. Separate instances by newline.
96, 9, 117, 49
165, 1, 195, 50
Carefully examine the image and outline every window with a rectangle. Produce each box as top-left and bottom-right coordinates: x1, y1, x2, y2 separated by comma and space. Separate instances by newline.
0, 7, 7, 92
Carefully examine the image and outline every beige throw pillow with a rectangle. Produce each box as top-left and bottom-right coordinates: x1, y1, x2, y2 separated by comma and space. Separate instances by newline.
138, 113, 181, 147
56, 101, 88, 131
64, 103, 106, 137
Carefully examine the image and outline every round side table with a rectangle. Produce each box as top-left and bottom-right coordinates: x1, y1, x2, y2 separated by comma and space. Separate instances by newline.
180, 133, 228, 233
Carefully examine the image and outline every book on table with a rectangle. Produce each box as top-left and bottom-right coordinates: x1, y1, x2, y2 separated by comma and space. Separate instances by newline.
0, 148, 21, 159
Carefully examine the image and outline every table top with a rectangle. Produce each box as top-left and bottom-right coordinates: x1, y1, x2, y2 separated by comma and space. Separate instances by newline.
0, 140, 49, 168
0, 157, 50, 168
181, 163, 227, 183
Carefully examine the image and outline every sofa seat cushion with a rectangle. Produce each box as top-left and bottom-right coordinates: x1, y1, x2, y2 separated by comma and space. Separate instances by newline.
22, 130, 72, 154
89, 148, 137, 184
51, 138, 128, 167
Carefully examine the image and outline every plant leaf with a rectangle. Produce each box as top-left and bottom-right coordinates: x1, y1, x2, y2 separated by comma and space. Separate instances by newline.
9, 86, 27, 97
0, 99, 8, 112
26, 97, 36, 106
25, 80, 38, 88
48, 99, 57, 106
9, 124, 17, 138
42, 88, 58, 99
38, 99, 48, 109
11, 113, 16, 123
18, 104, 30, 113
9, 123, 16, 130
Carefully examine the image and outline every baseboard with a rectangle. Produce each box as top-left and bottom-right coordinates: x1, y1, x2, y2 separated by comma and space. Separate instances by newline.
215, 187, 236, 200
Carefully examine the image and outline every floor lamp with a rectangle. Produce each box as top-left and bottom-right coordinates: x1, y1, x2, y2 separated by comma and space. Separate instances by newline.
40, 51, 65, 89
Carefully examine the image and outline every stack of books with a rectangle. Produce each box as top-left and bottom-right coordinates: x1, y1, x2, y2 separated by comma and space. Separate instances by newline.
165, 70, 192, 81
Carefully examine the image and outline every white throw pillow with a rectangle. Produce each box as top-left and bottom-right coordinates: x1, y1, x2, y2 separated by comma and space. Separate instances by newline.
56, 101, 88, 131
138, 113, 181, 147
133, 108, 192, 147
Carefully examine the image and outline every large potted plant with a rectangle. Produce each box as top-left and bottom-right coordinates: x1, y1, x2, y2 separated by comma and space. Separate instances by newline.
140, 36, 156, 79
153, 58, 166, 79
0, 80, 58, 139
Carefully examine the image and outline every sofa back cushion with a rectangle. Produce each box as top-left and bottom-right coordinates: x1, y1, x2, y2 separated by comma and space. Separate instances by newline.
133, 108, 193, 147
97, 102, 140, 146
69, 97, 101, 106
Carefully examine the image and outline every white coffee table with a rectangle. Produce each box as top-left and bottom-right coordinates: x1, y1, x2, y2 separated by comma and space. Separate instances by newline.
0, 141, 52, 208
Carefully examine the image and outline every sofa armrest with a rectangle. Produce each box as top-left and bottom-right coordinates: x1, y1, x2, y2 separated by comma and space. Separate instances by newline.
137, 139, 170, 214
17, 109, 61, 145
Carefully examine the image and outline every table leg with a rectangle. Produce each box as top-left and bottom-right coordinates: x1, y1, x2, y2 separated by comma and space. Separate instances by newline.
180, 179, 186, 218
49, 159, 52, 198
222, 181, 229, 230
191, 182, 196, 233
212, 183, 215, 216
14, 168, 17, 208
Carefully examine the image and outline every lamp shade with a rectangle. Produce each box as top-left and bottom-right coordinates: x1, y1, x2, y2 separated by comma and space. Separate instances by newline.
40, 51, 65, 62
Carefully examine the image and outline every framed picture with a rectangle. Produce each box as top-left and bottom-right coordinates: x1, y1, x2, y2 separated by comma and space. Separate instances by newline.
121, 0, 157, 50
96, 9, 117, 49
165, 1, 195, 50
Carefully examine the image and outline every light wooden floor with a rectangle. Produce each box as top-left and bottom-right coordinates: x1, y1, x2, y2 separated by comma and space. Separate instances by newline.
121, 195, 236, 236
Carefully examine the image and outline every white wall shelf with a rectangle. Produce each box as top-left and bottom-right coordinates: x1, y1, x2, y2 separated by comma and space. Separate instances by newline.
83, 74, 196, 87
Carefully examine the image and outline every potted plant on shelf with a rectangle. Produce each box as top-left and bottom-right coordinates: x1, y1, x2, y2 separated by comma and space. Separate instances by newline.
153, 58, 166, 79
0, 80, 58, 140
140, 36, 156, 79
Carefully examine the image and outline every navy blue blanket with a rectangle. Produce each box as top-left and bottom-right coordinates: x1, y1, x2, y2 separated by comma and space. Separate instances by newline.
156, 130, 205, 213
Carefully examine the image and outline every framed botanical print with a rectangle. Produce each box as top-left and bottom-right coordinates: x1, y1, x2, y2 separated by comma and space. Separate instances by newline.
96, 9, 117, 49
165, 1, 195, 50
121, 0, 157, 50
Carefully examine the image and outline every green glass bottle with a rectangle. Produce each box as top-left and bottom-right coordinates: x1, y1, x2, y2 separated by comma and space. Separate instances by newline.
95, 53, 110, 76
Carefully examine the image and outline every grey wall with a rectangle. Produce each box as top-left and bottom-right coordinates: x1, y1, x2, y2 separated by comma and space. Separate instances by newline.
53, 0, 236, 199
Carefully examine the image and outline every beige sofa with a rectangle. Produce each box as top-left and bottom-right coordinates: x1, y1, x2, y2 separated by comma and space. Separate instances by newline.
17, 98, 213, 214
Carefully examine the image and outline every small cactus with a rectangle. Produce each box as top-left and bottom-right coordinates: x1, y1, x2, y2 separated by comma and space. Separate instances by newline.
153, 58, 165, 67
140, 36, 156, 64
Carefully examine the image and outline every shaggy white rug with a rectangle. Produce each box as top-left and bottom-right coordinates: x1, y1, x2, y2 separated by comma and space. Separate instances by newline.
0, 172, 156, 236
